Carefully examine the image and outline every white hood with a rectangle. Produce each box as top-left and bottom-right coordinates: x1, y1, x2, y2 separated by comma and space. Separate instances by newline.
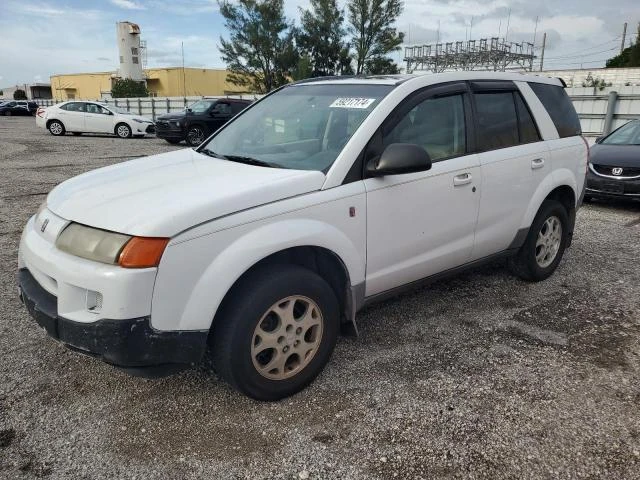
46, 149, 326, 237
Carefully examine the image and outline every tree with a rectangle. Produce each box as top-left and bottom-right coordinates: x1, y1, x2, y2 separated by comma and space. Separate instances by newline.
13, 89, 27, 100
110, 78, 148, 98
364, 56, 400, 74
606, 25, 640, 68
346, 0, 404, 75
297, 0, 345, 77
218, 0, 297, 93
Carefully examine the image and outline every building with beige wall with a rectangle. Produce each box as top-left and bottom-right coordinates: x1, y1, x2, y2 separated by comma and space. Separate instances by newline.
50, 67, 249, 100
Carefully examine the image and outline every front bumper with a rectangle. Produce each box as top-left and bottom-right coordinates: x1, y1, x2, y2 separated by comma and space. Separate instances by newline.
18, 268, 208, 376
586, 168, 640, 199
155, 122, 185, 140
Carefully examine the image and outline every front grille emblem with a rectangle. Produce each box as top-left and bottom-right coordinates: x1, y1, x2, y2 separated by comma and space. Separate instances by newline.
40, 218, 49, 233
612, 167, 623, 176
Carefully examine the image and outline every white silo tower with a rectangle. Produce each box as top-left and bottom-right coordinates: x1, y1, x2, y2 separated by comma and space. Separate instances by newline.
116, 21, 144, 81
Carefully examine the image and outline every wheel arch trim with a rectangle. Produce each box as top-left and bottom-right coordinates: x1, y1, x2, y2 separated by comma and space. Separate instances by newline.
151, 218, 364, 332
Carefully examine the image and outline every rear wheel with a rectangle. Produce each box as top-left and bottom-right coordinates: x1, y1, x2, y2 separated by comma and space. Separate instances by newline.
48, 120, 65, 136
115, 123, 132, 138
186, 125, 206, 146
508, 199, 569, 282
212, 264, 339, 401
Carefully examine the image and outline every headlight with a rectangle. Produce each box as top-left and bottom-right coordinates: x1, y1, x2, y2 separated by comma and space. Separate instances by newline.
56, 223, 131, 264
171, 120, 181, 127
55, 223, 169, 268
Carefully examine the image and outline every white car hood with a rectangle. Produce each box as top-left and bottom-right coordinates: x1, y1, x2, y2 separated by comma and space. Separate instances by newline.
46, 149, 326, 237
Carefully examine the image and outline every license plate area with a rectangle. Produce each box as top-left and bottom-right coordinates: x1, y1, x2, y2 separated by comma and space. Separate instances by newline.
602, 182, 624, 194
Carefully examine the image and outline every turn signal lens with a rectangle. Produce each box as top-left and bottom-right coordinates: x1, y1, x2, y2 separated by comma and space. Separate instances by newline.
118, 237, 169, 268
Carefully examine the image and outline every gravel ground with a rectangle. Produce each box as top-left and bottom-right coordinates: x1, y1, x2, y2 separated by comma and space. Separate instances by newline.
1, 116, 639, 479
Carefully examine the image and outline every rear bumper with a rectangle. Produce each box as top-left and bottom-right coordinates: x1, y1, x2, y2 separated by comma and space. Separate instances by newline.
18, 268, 208, 376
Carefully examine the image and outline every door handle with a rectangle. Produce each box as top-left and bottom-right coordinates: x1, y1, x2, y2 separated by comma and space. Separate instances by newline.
531, 158, 545, 169
453, 173, 473, 186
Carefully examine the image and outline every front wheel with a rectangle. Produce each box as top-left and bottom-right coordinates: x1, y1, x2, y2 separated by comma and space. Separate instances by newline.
211, 264, 339, 401
508, 199, 569, 282
186, 125, 206, 146
115, 123, 132, 138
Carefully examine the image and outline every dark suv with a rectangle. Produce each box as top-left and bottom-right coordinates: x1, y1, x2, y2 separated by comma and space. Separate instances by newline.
155, 98, 252, 146
0, 100, 39, 116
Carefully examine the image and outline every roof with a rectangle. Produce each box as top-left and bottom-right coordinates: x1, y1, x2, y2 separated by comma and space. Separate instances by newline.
293, 71, 564, 87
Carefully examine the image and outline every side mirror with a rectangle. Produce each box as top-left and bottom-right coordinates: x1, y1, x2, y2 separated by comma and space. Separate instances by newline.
595, 136, 603, 143
366, 143, 432, 177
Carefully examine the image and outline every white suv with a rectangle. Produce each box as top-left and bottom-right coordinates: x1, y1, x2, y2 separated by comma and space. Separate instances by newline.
36, 101, 155, 138
18, 73, 587, 400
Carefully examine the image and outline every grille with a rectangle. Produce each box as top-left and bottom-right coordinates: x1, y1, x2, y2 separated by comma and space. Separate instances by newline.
592, 164, 640, 177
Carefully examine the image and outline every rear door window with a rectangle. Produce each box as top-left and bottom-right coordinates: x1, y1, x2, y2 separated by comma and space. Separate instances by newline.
514, 92, 541, 144
528, 83, 581, 138
474, 92, 519, 151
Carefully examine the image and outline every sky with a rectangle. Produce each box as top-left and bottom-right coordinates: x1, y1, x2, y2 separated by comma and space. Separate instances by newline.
0, 0, 638, 87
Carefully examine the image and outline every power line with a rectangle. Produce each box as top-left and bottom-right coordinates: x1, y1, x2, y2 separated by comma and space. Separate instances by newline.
540, 36, 621, 59
544, 46, 618, 61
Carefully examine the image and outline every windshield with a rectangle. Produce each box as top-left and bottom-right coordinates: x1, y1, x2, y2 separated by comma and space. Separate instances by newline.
200, 84, 394, 171
189, 99, 216, 113
602, 121, 640, 145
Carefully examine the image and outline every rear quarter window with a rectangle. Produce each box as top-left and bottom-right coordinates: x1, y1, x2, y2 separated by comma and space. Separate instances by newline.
528, 83, 581, 138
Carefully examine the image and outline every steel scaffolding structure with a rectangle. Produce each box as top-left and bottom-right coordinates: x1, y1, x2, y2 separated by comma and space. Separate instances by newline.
404, 37, 536, 73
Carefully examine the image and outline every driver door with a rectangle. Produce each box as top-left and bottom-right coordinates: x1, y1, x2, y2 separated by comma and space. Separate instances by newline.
364, 83, 481, 296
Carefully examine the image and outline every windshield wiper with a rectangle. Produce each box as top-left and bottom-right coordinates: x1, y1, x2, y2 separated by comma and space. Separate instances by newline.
222, 155, 279, 168
198, 149, 279, 168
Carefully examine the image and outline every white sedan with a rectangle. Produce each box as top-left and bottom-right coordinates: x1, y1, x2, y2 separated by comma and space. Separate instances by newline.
36, 101, 155, 138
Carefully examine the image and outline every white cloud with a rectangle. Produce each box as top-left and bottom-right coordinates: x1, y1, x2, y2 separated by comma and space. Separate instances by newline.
110, 0, 146, 10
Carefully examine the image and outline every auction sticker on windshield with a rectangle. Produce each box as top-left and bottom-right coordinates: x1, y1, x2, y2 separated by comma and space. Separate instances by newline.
330, 98, 376, 109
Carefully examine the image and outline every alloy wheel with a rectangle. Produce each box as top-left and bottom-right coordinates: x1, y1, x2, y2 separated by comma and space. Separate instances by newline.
117, 124, 131, 138
49, 122, 63, 135
535, 215, 562, 268
187, 127, 205, 145
251, 295, 323, 380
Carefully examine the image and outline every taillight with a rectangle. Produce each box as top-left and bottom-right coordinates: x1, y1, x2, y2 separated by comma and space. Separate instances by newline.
36, 108, 45, 118
581, 136, 590, 173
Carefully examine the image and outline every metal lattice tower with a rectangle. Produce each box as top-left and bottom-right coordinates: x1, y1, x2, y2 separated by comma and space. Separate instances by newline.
404, 37, 536, 73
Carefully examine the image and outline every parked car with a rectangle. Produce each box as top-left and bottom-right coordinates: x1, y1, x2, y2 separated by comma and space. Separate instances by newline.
585, 120, 640, 201
18, 73, 587, 400
155, 97, 252, 146
0, 100, 38, 116
35, 101, 155, 138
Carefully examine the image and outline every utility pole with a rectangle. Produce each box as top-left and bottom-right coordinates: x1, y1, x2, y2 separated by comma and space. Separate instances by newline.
620, 22, 628, 54
181, 41, 186, 99
539, 32, 546, 72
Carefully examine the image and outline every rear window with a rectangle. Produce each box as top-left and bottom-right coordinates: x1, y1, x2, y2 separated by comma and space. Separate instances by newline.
528, 83, 581, 138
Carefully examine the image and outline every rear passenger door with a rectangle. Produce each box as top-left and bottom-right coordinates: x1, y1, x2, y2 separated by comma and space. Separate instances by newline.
57, 102, 86, 131
470, 81, 549, 260
364, 83, 481, 296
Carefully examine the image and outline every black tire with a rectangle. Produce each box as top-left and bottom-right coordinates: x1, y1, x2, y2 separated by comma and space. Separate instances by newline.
186, 125, 206, 146
165, 138, 182, 145
72, 132, 82, 136
211, 264, 339, 401
48, 120, 65, 136
5, 111, 11, 116
115, 123, 132, 138
583, 195, 592, 203
508, 199, 570, 282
